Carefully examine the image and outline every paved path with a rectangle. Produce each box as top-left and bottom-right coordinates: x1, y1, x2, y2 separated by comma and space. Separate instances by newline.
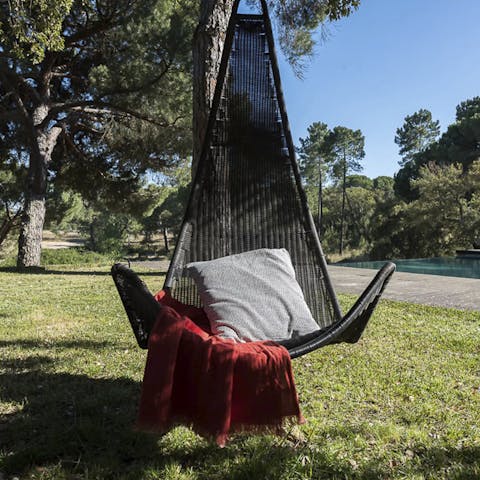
329, 265, 480, 312
41, 239, 85, 249
130, 260, 480, 312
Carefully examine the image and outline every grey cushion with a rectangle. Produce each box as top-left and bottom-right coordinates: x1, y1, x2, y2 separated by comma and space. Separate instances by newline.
186, 248, 320, 343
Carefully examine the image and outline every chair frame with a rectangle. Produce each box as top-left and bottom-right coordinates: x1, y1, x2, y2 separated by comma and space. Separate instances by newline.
112, 0, 395, 358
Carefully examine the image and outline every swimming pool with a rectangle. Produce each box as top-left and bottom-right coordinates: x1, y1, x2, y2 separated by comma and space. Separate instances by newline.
337, 257, 480, 280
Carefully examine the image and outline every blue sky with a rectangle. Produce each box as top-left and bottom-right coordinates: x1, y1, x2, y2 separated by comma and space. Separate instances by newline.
271, 0, 480, 179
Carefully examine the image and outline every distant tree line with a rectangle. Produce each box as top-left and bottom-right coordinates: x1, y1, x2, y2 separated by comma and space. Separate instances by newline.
299, 97, 480, 260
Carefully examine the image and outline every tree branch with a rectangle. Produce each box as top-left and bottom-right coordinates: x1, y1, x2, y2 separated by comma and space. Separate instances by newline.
62, 130, 108, 179
0, 110, 24, 123
62, 130, 92, 163
0, 90, 14, 103
39, 52, 58, 98
70, 122, 103, 136
0, 59, 41, 104
63, 17, 117, 45
0, 68, 32, 127
63, 1, 138, 46
50, 72, 83, 81
98, 61, 172, 97
6, 205, 23, 223
45, 100, 177, 128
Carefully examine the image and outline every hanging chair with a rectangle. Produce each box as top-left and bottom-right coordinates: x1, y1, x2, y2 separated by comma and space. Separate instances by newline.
112, 0, 395, 359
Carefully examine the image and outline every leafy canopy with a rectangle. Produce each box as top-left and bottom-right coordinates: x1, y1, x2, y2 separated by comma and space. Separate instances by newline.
0, 0, 73, 63
394, 109, 440, 166
298, 121, 330, 186
245, 0, 361, 75
327, 126, 365, 182
1, 0, 196, 202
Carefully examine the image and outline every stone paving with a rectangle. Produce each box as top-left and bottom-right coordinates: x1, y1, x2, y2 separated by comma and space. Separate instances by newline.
329, 265, 480, 312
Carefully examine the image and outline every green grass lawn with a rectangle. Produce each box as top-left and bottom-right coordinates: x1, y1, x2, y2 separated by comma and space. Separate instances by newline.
1, 263, 479, 479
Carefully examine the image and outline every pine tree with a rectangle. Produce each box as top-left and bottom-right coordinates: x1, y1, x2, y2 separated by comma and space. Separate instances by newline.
0, 0, 195, 267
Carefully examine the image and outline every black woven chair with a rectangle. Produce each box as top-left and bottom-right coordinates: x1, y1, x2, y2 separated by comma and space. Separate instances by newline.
112, 0, 395, 359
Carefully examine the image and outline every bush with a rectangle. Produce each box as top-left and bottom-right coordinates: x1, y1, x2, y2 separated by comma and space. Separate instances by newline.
0, 234, 18, 266
81, 212, 139, 256
40, 248, 119, 266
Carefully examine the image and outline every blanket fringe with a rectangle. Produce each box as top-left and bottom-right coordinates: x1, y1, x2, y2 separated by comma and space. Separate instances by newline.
137, 413, 305, 447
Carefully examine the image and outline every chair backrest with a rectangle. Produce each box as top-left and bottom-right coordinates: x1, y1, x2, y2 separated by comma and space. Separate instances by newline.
165, 4, 341, 329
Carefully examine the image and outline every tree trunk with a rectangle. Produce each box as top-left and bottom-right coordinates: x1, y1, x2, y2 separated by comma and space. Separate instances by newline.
339, 152, 347, 255
192, 0, 234, 176
17, 192, 46, 268
162, 226, 170, 253
89, 221, 97, 251
317, 156, 323, 238
345, 191, 368, 245
17, 105, 61, 268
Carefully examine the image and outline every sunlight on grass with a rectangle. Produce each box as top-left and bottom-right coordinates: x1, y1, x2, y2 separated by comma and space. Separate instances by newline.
1, 264, 480, 479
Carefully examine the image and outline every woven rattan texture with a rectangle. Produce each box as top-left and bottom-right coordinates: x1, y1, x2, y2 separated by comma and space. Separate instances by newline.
171, 17, 336, 329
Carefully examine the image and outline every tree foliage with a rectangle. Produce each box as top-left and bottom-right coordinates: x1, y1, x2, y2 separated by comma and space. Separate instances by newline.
299, 122, 365, 253
317, 183, 375, 255
1, 0, 196, 266
0, 0, 74, 63
394, 109, 440, 166
141, 159, 191, 252
408, 162, 480, 253
0, 153, 27, 246
301, 97, 480, 260
456, 96, 480, 122
327, 126, 364, 181
326, 126, 364, 254
434, 103, 480, 170
372, 161, 480, 259
299, 122, 330, 183
394, 100, 480, 202
259, 0, 361, 75
298, 121, 330, 232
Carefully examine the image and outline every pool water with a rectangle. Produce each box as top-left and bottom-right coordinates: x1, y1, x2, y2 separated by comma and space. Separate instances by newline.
337, 257, 480, 280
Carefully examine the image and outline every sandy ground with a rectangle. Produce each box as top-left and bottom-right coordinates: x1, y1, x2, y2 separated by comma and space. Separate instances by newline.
41, 231, 85, 250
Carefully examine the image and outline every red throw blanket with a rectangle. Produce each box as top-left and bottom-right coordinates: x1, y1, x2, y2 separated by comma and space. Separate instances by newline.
136, 290, 304, 446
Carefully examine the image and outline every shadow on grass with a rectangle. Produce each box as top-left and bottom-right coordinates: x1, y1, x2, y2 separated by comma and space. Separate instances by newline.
0, 365, 153, 477
0, 364, 298, 479
0, 338, 117, 350
0, 360, 348, 480
415, 446, 480, 480
2, 357, 479, 479
0, 356, 325, 479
